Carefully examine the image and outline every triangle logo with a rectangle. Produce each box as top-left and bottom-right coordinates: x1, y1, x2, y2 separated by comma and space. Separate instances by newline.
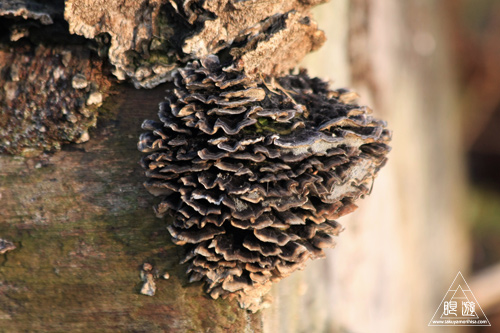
429, 271, 491, 326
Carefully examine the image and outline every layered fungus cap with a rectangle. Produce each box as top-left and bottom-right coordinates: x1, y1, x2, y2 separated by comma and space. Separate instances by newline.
138, 55, 391, 311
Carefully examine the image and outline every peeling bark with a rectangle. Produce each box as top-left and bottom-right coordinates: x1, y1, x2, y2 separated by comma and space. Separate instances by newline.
65, 0, 327, 87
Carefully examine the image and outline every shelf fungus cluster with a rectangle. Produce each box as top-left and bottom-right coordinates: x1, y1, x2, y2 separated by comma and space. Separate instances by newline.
138, 55, 391, 311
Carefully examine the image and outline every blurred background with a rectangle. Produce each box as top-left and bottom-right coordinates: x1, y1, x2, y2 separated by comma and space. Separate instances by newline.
448, 0, 500, 272
448, 0, 500, 330
264, 0, 500, 331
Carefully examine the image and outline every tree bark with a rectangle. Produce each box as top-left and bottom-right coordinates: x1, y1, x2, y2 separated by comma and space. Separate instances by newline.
0, 85, 265, 331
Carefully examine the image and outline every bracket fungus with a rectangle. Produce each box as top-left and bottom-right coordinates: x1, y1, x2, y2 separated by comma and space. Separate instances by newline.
138, 55, 391, 311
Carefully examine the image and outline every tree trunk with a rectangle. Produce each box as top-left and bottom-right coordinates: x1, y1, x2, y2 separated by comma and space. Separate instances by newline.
0, 0, 469, 332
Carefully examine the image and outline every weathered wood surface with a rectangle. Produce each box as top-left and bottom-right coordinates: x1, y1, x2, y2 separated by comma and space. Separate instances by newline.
0, 0, 471, 332
0, 85, 262, 331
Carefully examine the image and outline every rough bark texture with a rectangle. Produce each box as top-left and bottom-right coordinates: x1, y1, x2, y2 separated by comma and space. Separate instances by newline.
0, 0, 469, 332
65, 0, 326, 88
0, 0, 113, 155
0, 43, 111, 155
65, 0, 170, 88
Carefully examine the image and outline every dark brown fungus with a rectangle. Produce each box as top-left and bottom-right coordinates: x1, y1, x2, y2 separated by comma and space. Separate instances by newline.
138, 55, 391, 312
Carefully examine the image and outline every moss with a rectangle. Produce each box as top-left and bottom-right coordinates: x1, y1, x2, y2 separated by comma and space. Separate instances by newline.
252, 117, 299, 135
146, 51, 177, 66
